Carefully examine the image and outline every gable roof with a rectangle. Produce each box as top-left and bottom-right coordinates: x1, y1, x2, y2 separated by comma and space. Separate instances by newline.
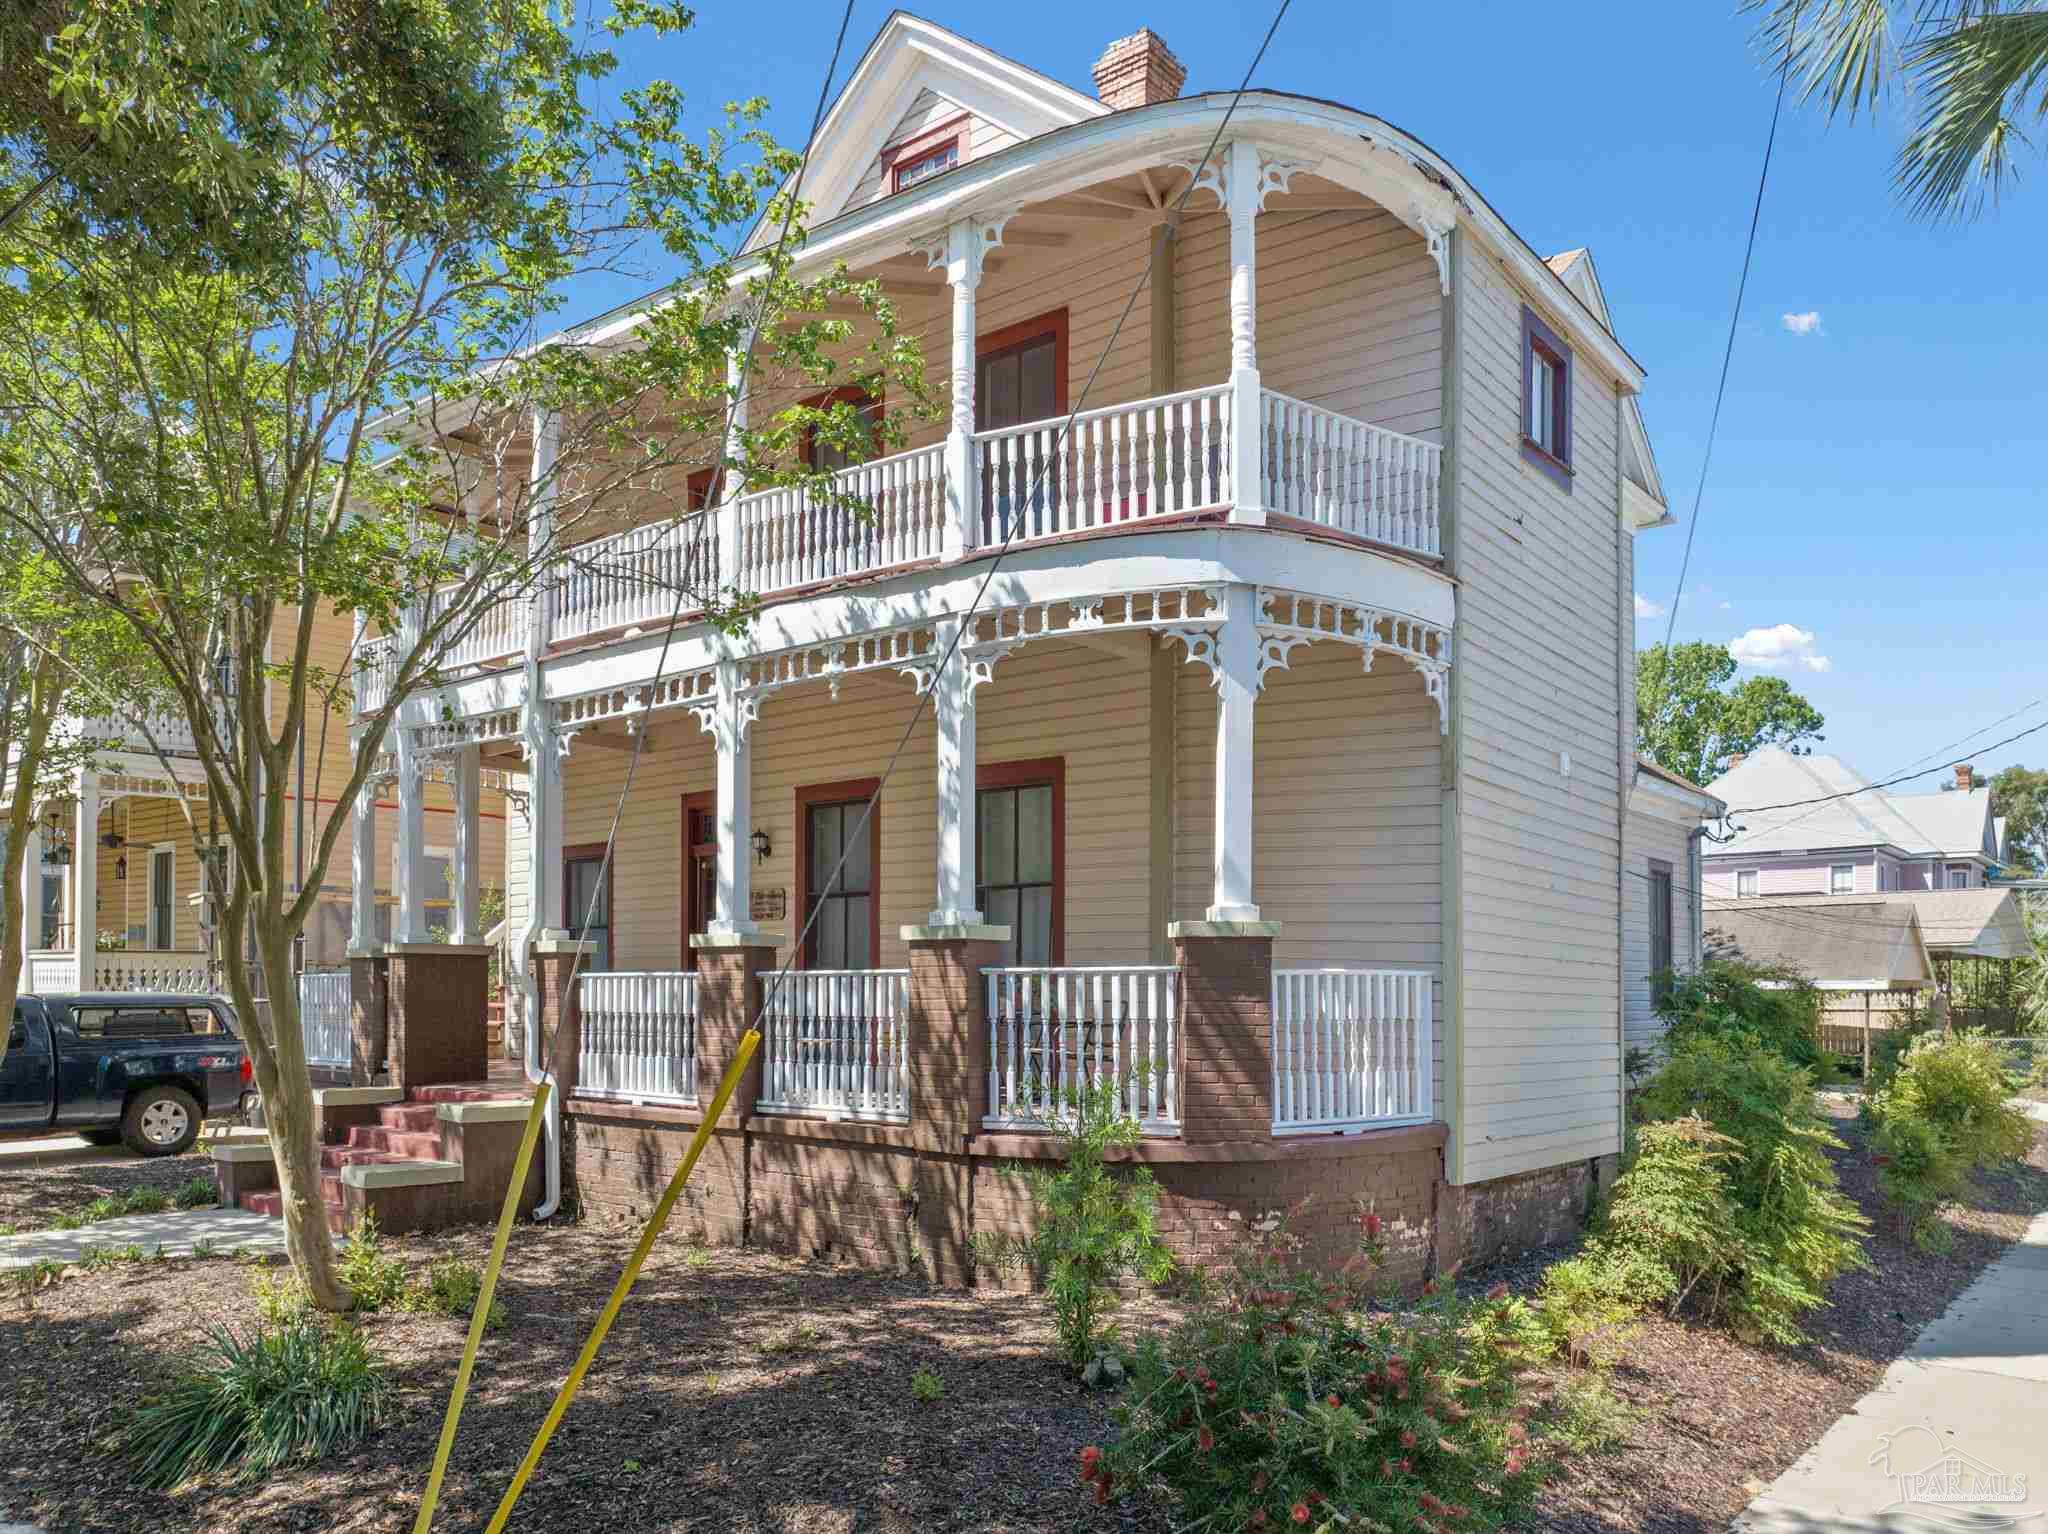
741, 11, 1107, 254
1704, 895, 1933, 988
1634, 755, 1725, 814
1891, 888, 2032, 959
1704, 747, 1994, 860
1545, 247, 1667, 524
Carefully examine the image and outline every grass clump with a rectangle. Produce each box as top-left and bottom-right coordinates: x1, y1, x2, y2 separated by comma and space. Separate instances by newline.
909, 1366, 945, 1404
173, 1177, 219, 1210
119, 1319, 389, 1487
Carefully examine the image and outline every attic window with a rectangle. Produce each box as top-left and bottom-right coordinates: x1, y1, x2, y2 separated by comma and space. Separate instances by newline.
892, 138, 958, 193
1520, 305, 1573, 490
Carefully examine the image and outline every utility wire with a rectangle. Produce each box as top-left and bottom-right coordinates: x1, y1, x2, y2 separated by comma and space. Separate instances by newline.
1720, 715, 2048, 819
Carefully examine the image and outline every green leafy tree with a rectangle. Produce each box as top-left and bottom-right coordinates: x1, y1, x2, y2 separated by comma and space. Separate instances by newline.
1746, 0, 2048, 219
0, 2, 926, 1309
1990, 764, 2048, 871
1637, 640, 1826, 784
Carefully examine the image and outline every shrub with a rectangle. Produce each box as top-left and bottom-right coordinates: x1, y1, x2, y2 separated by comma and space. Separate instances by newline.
1626, 1038, 1868, 1343
910, 1366, 945, 1403
405, 1258, 506, 1330
1542, 1374, 1639, 1457
83, 1196, 125, 1223
1655, 958, 1824, 1072
1867, 1007, 1941, 1096
335, 1213, 409, 1312
971, 1081, 1173, 1370
173, 1177, 219, 1210
1868, 1030, 2036, 1246
122, 1188, 171, 1216
119, 1319, 389, 1487
1094, 1211, 1542, 1531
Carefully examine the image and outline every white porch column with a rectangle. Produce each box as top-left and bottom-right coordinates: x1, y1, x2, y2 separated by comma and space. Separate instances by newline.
72, 774, 98, 981
717, 332, 752, 587
1224, 139, 1266, 527
450, 744, 482, 945
19, 816, 40, 955
701, 660, 760, 937
1208, 585, 1262, 922
528, 406, 560, 654
929, 620, 983, 927
937, 218, 985, 559
350, 778, 379, 951
393, 728, 429, 944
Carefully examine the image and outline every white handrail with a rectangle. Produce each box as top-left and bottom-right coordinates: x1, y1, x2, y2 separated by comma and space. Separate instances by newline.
553, 512, 717, 644
576, 970, 699, 1104
759, 968, 911, 1121
737, 444, 946, 593
1259, 390, 1442, 558
1270, 967, 1433, 1133
972, 384, 1230, 547
982, 965, 1179, 1133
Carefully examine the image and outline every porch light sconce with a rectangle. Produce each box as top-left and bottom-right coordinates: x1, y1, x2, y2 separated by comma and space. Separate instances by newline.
751, 828, 772, 865
115, 854, 127, 882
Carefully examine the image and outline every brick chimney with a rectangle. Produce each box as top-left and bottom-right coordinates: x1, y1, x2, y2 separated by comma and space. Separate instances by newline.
1725, 752, 1746, 772
1092, 29, 1186, 111
1955, 763, 1976, 791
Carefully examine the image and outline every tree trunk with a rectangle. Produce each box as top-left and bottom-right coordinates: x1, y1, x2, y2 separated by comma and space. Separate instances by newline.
241, 914, 351, 1311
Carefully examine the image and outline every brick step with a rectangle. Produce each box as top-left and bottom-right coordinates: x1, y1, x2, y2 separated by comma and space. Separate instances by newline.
376, 1104, 441, 1132
345, 1126, 442, 1157
319, 1146, 416, 1171
407, 1085, 530, 1104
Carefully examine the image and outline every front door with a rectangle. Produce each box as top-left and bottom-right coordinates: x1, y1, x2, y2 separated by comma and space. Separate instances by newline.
682, 792, 716, 965
0, 1006, 52, 1128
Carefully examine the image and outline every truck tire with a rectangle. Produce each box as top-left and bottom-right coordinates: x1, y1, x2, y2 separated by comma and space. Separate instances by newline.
121, 1085, 201, 1157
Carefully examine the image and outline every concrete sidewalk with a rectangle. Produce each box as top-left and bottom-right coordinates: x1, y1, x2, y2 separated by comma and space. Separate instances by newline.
1734, 1208, 2048, 1533
0, 1125, 266, 1169
0, 1207, 292, 1269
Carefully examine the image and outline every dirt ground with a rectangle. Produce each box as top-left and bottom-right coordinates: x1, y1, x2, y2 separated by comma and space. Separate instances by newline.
0, 1144, 219, 1231
0, 1102, 2043, 1534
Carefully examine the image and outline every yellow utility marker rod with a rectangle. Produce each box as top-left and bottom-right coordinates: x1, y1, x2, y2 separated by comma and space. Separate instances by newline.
411, 1080, 552, 1534
482, 1028, 762, 1534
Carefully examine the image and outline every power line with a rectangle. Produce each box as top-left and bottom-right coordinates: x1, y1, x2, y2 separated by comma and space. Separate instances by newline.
1722, 715, 2048, 820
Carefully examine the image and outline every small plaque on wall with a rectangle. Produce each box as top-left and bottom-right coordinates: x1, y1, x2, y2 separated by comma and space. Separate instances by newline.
751, 888, 788, 922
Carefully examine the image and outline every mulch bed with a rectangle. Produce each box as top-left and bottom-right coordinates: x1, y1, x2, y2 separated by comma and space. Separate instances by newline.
0, 1102, 2043, 1534
0, 1144, 220, 1232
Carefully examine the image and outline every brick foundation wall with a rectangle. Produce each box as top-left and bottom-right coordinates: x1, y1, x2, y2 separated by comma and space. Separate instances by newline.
1437, 1156, 1612, 1271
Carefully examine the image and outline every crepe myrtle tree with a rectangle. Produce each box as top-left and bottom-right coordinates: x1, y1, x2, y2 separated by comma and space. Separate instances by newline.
0, 0, 929, 1309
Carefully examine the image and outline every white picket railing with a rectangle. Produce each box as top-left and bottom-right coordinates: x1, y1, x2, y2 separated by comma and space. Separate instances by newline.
736, 444, 946, 593
983, 966, 1180, 1133
74, 706, 199, 755
972, 384, 1231, 547
355, 638, 397, 715
758, 968, 911, 1121
553, 513, 718, 644
1259, 391, 1441, 558
1271, 968, 1434, 1134
25, 953, 78, 993
91, 953, 213, 994
300, 968, 354, 1067
576, 970, 699, 1104
438, 591, 530, 671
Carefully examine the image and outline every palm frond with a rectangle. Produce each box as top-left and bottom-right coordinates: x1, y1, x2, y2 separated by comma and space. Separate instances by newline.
1745, 0, 1904, 116
1895, 8, 2048, 216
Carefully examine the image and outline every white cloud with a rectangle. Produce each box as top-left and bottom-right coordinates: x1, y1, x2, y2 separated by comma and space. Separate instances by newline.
1634, 592, 1665, 620
1781, 310, 1823, 336
1729, 623, 1833, 674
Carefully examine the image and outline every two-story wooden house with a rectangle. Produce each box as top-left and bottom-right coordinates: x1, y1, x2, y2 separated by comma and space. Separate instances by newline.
352, 15, 1692, 1280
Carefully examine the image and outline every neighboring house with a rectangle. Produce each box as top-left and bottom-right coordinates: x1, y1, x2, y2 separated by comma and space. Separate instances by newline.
1704, 895, 1935, 992
7, 603, 509, 1044
1623, 757, 1723, 1053
358, 16, 1680, 1278
1703, 750, 2005, 897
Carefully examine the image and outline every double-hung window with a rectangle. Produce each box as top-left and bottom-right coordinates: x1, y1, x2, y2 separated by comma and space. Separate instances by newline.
1830, 864, 1855, 895
802, 793, 876, 968
1520, 306, 1573, 488
1648, 860, 1674, 999
1736, 869, 1759, 899
977, 769, 1059, 967
562, 848, 612, 971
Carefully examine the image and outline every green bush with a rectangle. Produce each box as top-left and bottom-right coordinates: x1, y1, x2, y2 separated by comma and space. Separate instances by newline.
335, 1213, 409, 1312
173, 1177, 219, 1210
1867, 1008, 1941, 1095
1625, 1038, 1868, 1343
909, 1366, 945, 1404
971, 1082, 1173, 1370
405, 1257, 506, 1330
1868, 1030, 2036, 1247
120, 1319, 389, 1487
1655, 958, 1824, 1072
1093, 1211, 1542, 1531
121, 1187, 171, 1216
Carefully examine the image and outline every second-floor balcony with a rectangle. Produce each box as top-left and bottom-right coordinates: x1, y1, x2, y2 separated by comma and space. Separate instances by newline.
358, 384, 1440, 713
69, 706, 199, 757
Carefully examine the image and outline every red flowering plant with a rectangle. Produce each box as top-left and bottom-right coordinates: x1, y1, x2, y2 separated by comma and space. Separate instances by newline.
1085, 1204, 1544, 1534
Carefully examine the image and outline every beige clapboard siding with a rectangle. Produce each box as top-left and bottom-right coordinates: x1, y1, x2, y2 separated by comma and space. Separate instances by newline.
841, 89, 1017, 213
1452, 248, 1626, 1182
1171, 640, 1446, 1118
1175, 209, 1442, 440
1622, 800, 1697, 1053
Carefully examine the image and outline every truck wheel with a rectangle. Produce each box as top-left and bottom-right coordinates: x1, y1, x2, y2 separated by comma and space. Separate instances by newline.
122, 1086, 201, 1157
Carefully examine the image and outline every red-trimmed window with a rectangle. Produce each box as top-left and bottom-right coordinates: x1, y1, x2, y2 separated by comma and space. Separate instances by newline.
976, 758, 1063, 967
796, 779, 880, 968
1520, 304, 1573, 489
800, 386, 881, 474
686, 466, 721, 511
883, 114, 967, 196
562, 843, 612, 971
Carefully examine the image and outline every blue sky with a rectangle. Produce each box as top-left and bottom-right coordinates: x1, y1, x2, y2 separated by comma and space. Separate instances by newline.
567, 0, 2048, 785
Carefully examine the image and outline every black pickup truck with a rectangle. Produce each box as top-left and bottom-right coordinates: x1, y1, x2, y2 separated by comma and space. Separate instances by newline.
0, 994, 254, 1156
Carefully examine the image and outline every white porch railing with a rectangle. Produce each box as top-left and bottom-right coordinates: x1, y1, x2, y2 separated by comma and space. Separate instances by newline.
736, 444, 947, 592
1259, 391, 1442, 557
1271, 968, 1433, 1134
74, 706, 198, 755
356, 638, 397, 715
972, 384, 1231, 546
983, 965, 1180, 1134
553, 513, 717, 645
25, 953, 78, 993
439, 590, 530, 670
300, 968, 353, 1067
576, 970, 699, 1104
758, 968, 911, 1121
90, 952, 213, 994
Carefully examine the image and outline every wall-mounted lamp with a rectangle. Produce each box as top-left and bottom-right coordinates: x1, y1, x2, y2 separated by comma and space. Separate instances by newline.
42, 808, 72, 865
115, 854, 128, 882
750, 828, 772, 865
